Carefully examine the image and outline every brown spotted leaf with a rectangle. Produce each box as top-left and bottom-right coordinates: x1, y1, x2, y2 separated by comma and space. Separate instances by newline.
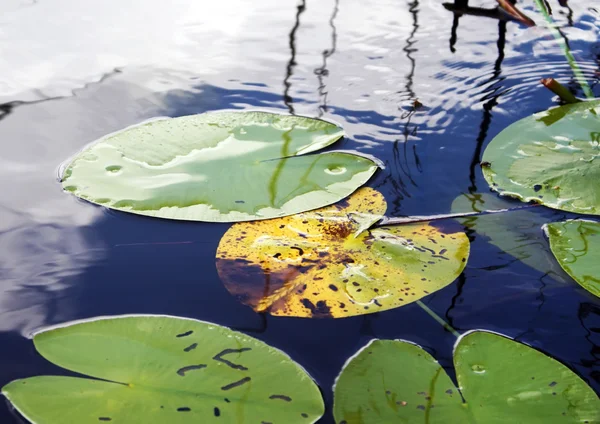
216, 187, 469, 318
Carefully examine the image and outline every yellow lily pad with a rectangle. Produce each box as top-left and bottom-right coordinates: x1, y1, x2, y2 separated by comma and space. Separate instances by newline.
216, 188, 469, 318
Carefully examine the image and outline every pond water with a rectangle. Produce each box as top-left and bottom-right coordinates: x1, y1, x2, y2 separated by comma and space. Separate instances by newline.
0, 0, 599, 422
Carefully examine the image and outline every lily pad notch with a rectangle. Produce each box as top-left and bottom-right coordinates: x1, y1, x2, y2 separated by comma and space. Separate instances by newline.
333, 330, 600, 423
2, 314, 325, 424
61, 111, 379, 222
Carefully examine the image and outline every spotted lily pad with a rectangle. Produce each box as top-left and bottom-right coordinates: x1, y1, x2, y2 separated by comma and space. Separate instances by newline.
546, 219, 600, 297
61, 111, 378, 222
333, 331, 600, 423
1, 315, 324, 424
482, 100, 600, 215
216, 187, 469, 318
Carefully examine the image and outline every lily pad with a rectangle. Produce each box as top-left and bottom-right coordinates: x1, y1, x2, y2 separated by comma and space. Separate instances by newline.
61, 111, 378, 222
216, 187, 469, 318
2, 315, 324, 424
333, 331, 600, 423
482, 99, 600, 215
546, 219, 600, 297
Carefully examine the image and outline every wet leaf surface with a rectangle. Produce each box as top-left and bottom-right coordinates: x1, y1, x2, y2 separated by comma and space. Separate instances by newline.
482, 100, 600, 215
61, 111, 378, 222
216, 188, 469, 318
1, 315, 324, 424
333, 331, 600, 423
546, 219, 600, 297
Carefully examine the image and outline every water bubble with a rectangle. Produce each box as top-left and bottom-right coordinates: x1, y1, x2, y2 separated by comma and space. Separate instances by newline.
471, 364, 486, 374
325, 166, 346, 175
105, 165, 122, 174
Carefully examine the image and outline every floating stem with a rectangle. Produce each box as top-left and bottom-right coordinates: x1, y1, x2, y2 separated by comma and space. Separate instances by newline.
377, 203, 539, 227
415, 300, 461, 338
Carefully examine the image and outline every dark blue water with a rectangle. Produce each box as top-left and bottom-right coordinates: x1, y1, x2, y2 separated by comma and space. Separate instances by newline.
0, 1, 599, 422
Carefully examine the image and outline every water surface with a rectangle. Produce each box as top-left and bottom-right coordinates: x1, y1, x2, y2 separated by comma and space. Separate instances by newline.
0, 0, 599, 422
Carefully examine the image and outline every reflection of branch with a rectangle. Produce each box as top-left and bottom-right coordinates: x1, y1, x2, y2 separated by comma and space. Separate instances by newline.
443, 1, 533, 26
314, 0, 339, 117
448, 0, 468, 53
468, 19, 508, 193
283, 1, 307, 114
496, 0, 535, 26
403, 0, 419, 100
0, 68, 122, 122
386, 1, 421, 205
444, 3, 511, 21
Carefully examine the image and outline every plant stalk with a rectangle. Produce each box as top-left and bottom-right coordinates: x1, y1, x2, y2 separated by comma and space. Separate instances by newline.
416, 300, 461, 338
541, 78, 581, 104
376, 203, 539, 227
533, 0, 594, 99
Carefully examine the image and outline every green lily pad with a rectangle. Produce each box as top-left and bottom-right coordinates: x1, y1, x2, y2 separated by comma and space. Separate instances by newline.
482, 99, 600, 215
61, 111, 378, 222
2, 315, 324, 424
216, 187, 469, 318
546, 219, 600, 297
333, 331, 600, 423
451, 192, 569, 283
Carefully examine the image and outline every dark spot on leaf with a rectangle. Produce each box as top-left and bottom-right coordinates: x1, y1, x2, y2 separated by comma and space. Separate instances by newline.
184, 343, 198, 352
301, 413, 309, 418
214, 407, 221, 417
235, 200, 245, 204
176, 330, 193, 338
549, 381, 557, 387
213, 348, 252, 371
329, 284, 338, 291
417, 405, 425, 410
177, 364, 207, 376
221, 377, 252, 391
291, 246, 304, 255
177, 407, 191, 412
533, 184, 542, 192
224, 398, 230, 403
98, 418, 112, 422
273, 253, 281, 258
269, 394, 292, 402
300, 299, 332, 318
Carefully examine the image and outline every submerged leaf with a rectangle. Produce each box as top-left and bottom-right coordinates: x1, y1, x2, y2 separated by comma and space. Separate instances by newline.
451, 192, 569, 283
216, 188, 469, 318
546, 219, 600, 297
61, 111, 378, 222
2, 315, 324, 424
482, 100, 600, 215
334, 331, 600, 423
